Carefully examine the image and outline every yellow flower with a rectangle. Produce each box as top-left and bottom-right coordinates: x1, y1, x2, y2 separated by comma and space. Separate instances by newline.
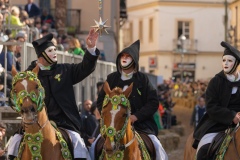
54, 74, 61, 82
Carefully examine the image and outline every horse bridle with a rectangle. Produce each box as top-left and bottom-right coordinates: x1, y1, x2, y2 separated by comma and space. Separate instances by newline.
10, 71, 46, 127
100, 94, 136, 157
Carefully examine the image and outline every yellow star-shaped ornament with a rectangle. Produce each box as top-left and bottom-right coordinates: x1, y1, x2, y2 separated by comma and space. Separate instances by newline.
91, 17, 111, 36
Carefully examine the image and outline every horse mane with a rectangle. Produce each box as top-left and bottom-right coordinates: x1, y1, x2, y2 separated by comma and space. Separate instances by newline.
112, 87, 123, 95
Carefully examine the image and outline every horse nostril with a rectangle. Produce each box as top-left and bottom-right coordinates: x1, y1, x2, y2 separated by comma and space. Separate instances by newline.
21, 106, 35, 113
30, 107, 35, 112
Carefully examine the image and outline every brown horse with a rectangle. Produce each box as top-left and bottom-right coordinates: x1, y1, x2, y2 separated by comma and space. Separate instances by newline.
184, 128, 240, 160
183, 132, 196, 160
10, 66, 72, 160
98, 81, 151, 160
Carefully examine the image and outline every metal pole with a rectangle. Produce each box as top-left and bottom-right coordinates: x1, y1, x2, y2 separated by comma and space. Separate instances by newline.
224, 0, 228, 42
116, 0, 120, 54
180, 51, 184, 82
235, 6, 238, 47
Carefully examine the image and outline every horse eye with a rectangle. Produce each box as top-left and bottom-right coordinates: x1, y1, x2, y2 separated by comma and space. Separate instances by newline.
36, 84, 39, 89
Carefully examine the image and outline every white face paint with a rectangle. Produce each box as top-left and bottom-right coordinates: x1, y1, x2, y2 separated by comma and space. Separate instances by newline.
120, 53, 133, 67
44, 46, 57, 62
222, 55, 236, 73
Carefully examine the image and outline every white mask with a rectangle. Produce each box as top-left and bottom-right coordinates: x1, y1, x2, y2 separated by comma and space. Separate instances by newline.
120, 54, 133, 67
222, 55, 236, 73
44, 46, 57, 62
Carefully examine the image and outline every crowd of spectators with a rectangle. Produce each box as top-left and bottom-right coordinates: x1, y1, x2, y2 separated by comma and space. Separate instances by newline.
155, 77, 208, 130
0, 0, 94, 105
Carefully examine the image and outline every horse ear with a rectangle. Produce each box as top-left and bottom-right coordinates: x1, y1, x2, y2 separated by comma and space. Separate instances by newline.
124, 83, 133, 98
32, 65, 39, 75
11, 65, 18, 77
103, 81, 111, 94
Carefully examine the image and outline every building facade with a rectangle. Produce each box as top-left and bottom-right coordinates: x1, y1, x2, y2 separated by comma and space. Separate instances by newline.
229, 0, 240, 48
123, 0, 234, 82
11, 0, 238, 82
12, 0, 119, 62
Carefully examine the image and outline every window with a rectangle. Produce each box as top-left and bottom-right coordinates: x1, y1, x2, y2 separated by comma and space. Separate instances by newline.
139, 20, 143, 41
149, 18, 153, 42
177, 21, 190, 39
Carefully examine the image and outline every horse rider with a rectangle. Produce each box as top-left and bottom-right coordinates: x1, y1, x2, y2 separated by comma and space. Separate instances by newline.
7, 28, 100, 160
90, 40, 168, 160
193, 41, 240, 160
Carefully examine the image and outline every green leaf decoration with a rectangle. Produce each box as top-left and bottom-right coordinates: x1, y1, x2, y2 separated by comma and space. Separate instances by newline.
33, 132, 43, 143
19, 90, 27, 98
54, 74, 61, 82
25, 134, 33, 142
103, 95, 109, 107
29, 144, 40, 155
30, 92, 37, 102
137, 88, 141, 95
107, 156, 115, 160
106, 127, 116, 137
61, 148, 71, 159
100, 125, 106, 135
32, 154, 42, 160
27, 71, 36, 77
115, 151, 124, 160
18, 72, 27, 78
60, 139, 67, 148
119, 94, 127, 107
111, 95, 120, 106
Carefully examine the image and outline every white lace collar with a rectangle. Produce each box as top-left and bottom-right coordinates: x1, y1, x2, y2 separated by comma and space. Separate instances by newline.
121, 70, 134, 80
226, 71, 240, 82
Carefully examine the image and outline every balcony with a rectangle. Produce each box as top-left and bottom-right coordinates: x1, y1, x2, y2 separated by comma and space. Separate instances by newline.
173, 39, 198, 54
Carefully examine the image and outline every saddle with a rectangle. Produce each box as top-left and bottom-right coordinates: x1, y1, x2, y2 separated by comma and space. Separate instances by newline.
95, 132, 156, 160
138, 131, 156, 160
207, 131, 227, 159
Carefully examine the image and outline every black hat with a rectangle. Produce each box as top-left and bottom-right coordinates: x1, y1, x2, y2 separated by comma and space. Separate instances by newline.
221, 41, 240, 60
221, 41, 240, 74
119, 40, 140, 61
32, 33, 55, 64
117, 40, 140, 71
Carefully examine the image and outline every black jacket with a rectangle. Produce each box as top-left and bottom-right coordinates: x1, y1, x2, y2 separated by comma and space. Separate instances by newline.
193, 71, 240, 143
97, 40, 158, 136
24, 3, 40, 18
97, 72, 159, 136
27, 49, 100, 134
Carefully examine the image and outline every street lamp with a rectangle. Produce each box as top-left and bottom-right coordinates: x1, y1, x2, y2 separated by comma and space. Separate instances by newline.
179, 34, 186, 82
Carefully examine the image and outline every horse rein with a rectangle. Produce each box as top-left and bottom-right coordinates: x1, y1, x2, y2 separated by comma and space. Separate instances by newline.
118, 126, 136, 151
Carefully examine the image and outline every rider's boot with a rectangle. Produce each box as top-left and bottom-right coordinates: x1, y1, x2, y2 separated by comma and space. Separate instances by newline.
196, 143, 211, 160
8, 155, 16, 160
